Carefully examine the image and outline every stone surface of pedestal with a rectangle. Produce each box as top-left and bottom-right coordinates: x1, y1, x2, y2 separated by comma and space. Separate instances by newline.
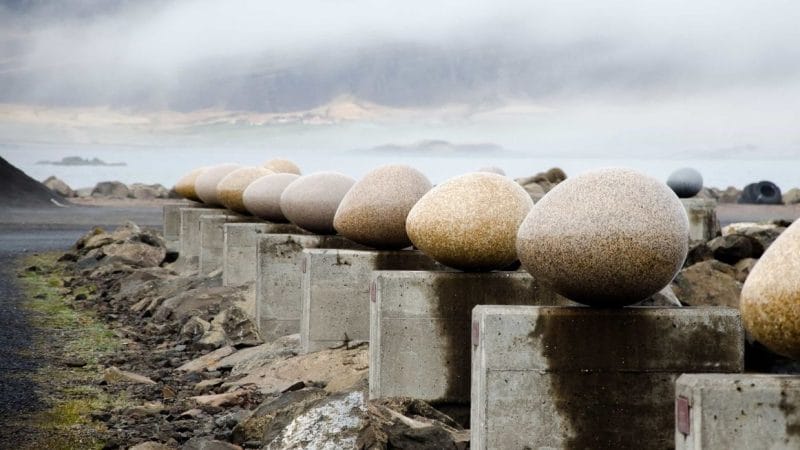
199, 213, 255, 275
256, 234, 367, 340
369, 271, 574, 405
300, 249, 441, 353
178, 207, 230, 272
682, 198, 720, 242
163, 203, 189, 253
675, 374, 800, 450
471, 306, 744, 450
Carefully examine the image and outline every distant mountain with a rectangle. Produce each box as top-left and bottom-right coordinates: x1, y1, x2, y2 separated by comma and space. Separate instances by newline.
360, 139, 517, 157
36, 156, 126, 166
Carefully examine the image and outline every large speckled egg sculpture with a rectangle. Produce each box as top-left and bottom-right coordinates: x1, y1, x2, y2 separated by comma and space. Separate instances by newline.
216, 166, 274, 214
517, 168, 689, 306
667, 167, 703, 198
242, 173, 300, 222
263, 158, 301, 175
334, 165, 432, 249
280, 172, 355, 234
406, 172, 533, 271
741, 220, 800, 359
195, 163, 243, 206
174, 166, 208, 202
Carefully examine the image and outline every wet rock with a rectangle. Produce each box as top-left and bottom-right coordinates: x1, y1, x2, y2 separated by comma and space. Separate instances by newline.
784, 187, 800, 205
217, 166, 274, 213
741, 220, 800, 359
92, 180, 130, 198
518, 168, 689, 306
175, 167, 209, 202
667, 167, 703, 198
104, 366, 157, 385
671, 260, 742, 307
242, 173, 299, 222
263, 158, 301, 175
407, 172, 533, 271
280, 172, 356, 234
195, 163, 243, 206
334, 164, 432, 249
708, 234, 753, 264
43, 175, 75, 197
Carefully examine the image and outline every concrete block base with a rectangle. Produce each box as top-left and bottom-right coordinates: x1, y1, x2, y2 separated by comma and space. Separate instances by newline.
177, 207, 231, 273
369, 271, 574, 404
471, 306, 744, 450
682, 198, 720, 242
300, 249, 441, 353
199, 213, 254, 275
256, 234, 367, 340
162, 203, 188, 253
676, 374, 800, 450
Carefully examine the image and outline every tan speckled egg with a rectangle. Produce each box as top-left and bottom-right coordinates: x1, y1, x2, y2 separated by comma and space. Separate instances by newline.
406, 172, 533, 271
263, 158, 301, 175
741, 220, 800, 359
517, 168, 689, 306
242, 173, 300, 222
194, 163, 243, 206
334, 164, 432, 249
280, 172, 355, 234
216, 166, 274, 214
174, 166, 208, 201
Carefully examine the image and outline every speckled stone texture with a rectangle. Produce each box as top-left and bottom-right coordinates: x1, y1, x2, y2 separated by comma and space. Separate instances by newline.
280, 172, 355, 234
517, 168, 689, 306
242, 173, 299, 222
333, 164, 432, 249
740, 220, 800, 359
667, 167, 703, 198
194, 163, 243, 206
406, 172, 533, 271
216, 166, 273, 213
263, 158, 301, 175
174, 166, 208, 201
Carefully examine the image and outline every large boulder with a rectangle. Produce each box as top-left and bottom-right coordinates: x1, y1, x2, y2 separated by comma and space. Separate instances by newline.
91, 181, 130, 199
708, 234, 754, 264
671, 260, 742, 308
174, 167, 208, 202
280, 172, 355, 234
195, 163, 243, 206
216, 166, 273, 213
129, 183, 169, 199
741, 220, 800, 359
783, 188, 800, 205
667, 167, 703, 198
263, 158, 301, 175
43, 175, 74, 197
334, 164, 432, 249
406, 172, 532, 271
242, 173, 299, 222
517, 168, 688, 306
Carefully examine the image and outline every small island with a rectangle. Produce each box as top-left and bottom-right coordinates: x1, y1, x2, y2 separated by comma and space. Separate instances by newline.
36, 156, 127, 167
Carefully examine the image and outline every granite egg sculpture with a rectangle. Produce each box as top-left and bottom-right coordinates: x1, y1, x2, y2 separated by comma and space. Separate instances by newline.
263, 158, 301, 175
667, 167, 703, 198
334, 164, 432, 249
242, 173, 300, 222
194, 163, 243, 206
406, 172, 533, 271
217, 166, 274, 214
740, 219, 800, 359
280, 172, 355, 234
517, 168, 689, 306
174, 166, 208, 202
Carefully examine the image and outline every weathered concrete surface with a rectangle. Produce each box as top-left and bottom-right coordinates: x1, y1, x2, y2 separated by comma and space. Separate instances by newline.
676, 374, 800, 450
177, 207, 230, 273
162, 203, 190, 253
256, 234, 366, 340
369, 271, 574, 405
300, 249, 440, 353
198, 213, 254, 275
471, 306, 744, 450
683, 198, 721, 242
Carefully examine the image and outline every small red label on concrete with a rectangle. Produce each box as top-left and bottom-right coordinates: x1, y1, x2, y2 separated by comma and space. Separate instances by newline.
676, 396, 691, 435
471, 321, 479, 347
370, 281, 376, 303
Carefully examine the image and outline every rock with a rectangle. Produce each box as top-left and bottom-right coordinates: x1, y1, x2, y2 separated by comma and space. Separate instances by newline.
103, 366, 156, 385
103, 241, 166, 268
241, 173, 299, 222
231, 388, 329, 445
635, 285, 682, 307
195, 163, 243, 206
280, 172, 356, 234
181, 437, 243, 450
334, 164, 432, 249
43, 175, 74, 197
130, 183, 170, 199
740, 220, 800, 359
215, 306, 263, 347
708, 234, 753, 264
216, 166, 274, 213
154, 286, 243, 322
517, 168, 689, 306
739, 181, 783, 205
406, 172, 532, 271
359, 399, 469, 450
685, 241, 713, 267
190, 390, 248, 408
667, 167, 703, 198
179, 316, 212, 342
521, 181, 546, 202
718, 186, 741, 203
75, 187, 92, 198
734, 258, 758, 282
477, 166, 505, 175
263, 158, 301, 175
130, 442, 175, 450
177, 346, 237, 372
175, 167, 208, 202
784, 187, 800, 205
212, 334, 300, 373
91, 181, 130, 199
670, 260, 742, 308
193, 378, 224, 393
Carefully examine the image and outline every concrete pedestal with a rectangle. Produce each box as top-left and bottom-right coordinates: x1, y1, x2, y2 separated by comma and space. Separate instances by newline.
256, 234, 367, 340
177, 207, 231, 272
675, 374, 800, 450
300, 249, 440, 354
682, 198, 720, 242
162, 203, 188, 253
471, 306, 744, 450
198, 213, 254, 275
369, 271, 574, 404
